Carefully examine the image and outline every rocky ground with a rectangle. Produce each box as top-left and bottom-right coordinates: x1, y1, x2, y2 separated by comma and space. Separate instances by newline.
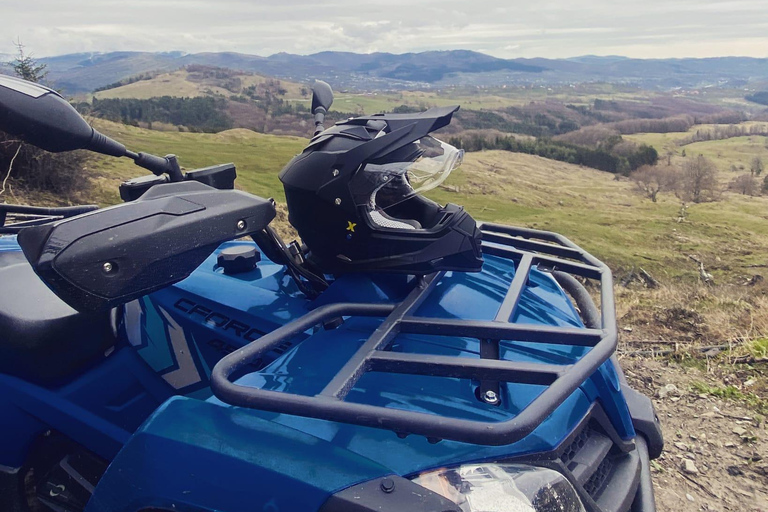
621, 358, 767, 511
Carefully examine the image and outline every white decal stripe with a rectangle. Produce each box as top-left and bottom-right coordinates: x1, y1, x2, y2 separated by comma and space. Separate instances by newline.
123, 300, 143, 347
158, 306, 202, 389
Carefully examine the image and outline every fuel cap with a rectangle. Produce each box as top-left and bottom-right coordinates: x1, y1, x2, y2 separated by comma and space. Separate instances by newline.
217, 245, 260, 275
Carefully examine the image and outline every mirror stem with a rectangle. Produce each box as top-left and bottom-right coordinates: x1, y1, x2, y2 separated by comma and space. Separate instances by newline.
313, 108, 327, 136
125, 150, 184, 182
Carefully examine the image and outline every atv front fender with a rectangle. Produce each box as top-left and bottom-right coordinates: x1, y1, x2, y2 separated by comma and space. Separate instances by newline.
85, 396, 393, 512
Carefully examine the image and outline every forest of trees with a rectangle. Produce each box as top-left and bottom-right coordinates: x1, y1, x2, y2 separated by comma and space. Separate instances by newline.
448, 132, 658, 174
79, 96, 234, 132
745, 91, 768, 106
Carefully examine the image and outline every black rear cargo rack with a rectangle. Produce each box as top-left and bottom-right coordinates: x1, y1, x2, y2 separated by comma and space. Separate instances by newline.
211, 222, 617, 446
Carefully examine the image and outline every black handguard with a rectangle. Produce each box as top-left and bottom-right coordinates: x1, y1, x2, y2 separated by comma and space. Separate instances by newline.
18, 181, 276, 312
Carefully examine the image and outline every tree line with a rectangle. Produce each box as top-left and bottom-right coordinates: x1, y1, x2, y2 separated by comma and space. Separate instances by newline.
78, 97, 234, 132
677, 123, 768, 146
447, 132, 658, 175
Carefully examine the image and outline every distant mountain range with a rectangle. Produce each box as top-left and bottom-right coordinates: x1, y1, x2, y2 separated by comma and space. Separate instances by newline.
23, 50, 768, 94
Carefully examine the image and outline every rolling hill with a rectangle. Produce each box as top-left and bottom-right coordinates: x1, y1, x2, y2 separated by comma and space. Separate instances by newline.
92, 68, 307, 100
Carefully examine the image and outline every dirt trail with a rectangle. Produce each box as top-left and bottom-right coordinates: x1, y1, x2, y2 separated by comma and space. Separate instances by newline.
622, 358, 767, 511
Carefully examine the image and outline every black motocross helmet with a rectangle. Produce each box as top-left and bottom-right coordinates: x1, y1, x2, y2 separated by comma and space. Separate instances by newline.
279, 105, 483, 275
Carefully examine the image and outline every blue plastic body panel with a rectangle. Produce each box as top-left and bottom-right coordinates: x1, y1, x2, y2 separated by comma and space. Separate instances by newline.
0, 348, 171, 467
85, 397, 393, 512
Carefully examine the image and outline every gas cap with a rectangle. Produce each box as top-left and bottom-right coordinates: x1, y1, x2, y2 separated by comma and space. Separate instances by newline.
217, 245, 260, 275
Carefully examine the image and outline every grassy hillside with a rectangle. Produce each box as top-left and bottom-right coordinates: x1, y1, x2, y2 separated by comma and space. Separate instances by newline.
432, 151, 768, 282
93, 69, 308, 101
626, 123, 768, 174
92, 119, 305, 204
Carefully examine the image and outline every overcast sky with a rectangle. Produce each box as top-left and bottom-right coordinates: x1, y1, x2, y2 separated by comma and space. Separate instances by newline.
2, 0, 768, 60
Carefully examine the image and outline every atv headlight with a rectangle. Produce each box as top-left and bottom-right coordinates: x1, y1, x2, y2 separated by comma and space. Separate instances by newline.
411, 464, 585, 512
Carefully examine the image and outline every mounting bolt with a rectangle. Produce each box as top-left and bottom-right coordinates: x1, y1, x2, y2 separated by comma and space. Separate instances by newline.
332, 169, 339, 177
236, 219, 246, 230
334, 198, 342, 205
102, 262, 114, 273
483, 390, 500, 404
380, 478, 395, 493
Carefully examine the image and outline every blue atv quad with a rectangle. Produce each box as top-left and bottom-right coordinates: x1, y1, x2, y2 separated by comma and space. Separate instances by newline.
0, 75, 662, 512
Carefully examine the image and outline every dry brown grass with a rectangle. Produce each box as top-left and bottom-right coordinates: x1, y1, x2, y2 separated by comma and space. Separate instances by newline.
270, 203, 299, 242
616, 281, 768, 347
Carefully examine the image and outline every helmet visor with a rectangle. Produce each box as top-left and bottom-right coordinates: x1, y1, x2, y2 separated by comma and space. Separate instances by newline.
404, 136, 464, 197
351, 136, 464, 211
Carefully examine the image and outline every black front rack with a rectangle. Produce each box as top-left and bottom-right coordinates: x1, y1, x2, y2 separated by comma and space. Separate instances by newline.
0, 203, 98, 234
210, 222, 617, 446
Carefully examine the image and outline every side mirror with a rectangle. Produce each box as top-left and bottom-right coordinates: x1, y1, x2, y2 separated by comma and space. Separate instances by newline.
0, 75, 125, 157
17, 181, 276, 312
310, 80, 334, 136
311, 80, 334, 115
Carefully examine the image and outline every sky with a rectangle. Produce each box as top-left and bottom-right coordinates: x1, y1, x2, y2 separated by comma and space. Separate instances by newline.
2, 0, 768, 60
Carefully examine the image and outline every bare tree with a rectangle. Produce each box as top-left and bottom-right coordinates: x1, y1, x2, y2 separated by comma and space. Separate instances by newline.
677, 155, 720, 203
630, 164, 679, 202
730, 173, 758, 195
751, 156, 764, 177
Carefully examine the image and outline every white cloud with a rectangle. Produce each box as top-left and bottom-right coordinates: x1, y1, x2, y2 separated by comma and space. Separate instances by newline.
1, 0, 767, 58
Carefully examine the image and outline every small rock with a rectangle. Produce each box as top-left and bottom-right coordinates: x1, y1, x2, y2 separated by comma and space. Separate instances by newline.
686, 493, 695, 502
733, 426, 747, 436
744, 378, 756, 388
727, 466, 744, 476
682, 459, 699, 475
725, 442, 736, 448
689, 434, 698, 441
674, 442, 689, 451
622, 326, 633, 332
658, 384, 679, 399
